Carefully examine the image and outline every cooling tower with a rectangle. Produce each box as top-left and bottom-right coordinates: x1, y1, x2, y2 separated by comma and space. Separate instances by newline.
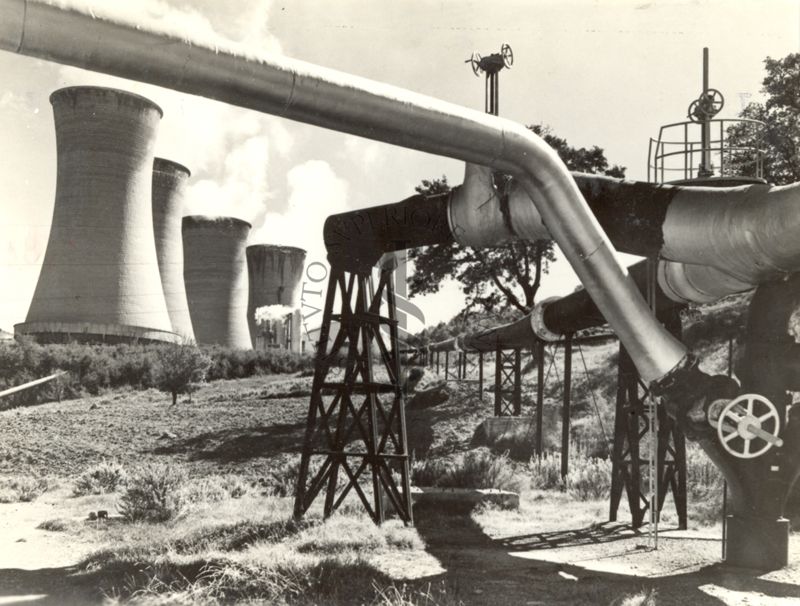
16, 86, 178, 344
246, 244, 307, 347
183, 216, 252, 349
152, 158, 195, 342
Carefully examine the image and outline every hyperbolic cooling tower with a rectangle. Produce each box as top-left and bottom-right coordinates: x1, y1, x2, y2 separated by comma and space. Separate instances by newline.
183, 216, 252, 349
246, 244, 307, 347
152, 158, 195, 342
16, 86, 178, 343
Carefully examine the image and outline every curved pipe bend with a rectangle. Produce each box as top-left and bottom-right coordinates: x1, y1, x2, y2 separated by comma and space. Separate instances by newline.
452, 167, 800, 304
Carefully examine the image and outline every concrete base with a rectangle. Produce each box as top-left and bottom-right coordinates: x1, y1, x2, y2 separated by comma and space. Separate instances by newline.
725, 515, 790, 570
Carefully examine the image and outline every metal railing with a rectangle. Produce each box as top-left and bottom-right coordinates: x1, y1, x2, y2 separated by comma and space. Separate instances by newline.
648, 118, 766, 183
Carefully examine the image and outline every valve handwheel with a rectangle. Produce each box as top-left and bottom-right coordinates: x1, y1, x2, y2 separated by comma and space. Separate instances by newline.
501, 44, 514, 68
700, 88, 725, 116
468, 52, 482, 76
715, 393, 783, 459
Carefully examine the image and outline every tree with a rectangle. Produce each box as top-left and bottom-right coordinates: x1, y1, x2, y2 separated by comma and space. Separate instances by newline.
153, 342, 212, 406
726, 53, 800, 186
408, 124, 626, 317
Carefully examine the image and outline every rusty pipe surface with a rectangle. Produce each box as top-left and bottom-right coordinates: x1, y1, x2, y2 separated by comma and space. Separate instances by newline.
0, 0, 687, 383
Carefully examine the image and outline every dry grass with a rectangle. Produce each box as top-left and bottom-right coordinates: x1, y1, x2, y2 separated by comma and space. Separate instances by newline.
0, 474, 51, 502
411, 449, 524, 493
77, 494, 432, 605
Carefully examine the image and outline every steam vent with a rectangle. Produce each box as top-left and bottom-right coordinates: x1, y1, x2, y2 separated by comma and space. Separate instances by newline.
183, 216, 253, 349
152, 158, 195, 342
16, 86, 179, 344
246, 244, 307, 346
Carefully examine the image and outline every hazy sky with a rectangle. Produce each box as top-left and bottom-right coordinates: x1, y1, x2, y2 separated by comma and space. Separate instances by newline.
0, 0, 798, 334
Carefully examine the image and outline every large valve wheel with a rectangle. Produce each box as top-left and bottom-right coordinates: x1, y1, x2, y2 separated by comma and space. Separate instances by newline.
688, 88, 725, 122
467, 52, 482, 76
501, 44, 514, 68
714, 394, 783, 459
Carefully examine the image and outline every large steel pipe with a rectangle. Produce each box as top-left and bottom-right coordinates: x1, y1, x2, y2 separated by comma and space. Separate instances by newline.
0, 0, 686, 383
330, 165, 796, 307
16, 85, 179, 344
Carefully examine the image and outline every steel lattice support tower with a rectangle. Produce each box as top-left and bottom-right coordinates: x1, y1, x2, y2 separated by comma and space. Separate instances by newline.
294, 263, 413, 524
494, 347, 522, 416
609, 307, 687, 529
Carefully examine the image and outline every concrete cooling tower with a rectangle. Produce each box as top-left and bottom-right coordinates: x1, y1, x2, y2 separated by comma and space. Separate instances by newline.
246, 244, 306, 347
152, 158, 195, 342
183, 216, 252, 349
16, 86, 178, 343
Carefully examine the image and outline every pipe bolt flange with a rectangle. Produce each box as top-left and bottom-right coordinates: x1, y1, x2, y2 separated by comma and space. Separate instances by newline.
530, 297, 562, 342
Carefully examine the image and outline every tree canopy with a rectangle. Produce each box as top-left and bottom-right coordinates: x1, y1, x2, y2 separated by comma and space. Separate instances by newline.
727, 53, 800, 186
408, 124, 625, 319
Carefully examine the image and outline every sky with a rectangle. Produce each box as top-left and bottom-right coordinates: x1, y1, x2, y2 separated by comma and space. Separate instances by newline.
0, 0, 798, 336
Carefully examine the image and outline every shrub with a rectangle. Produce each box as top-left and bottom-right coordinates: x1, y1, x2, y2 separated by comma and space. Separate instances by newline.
411, 450, 521, 492
529, 452, 565, 491
0, 475, 50, 502
686, 444, 725, 525
37, 518, 70, 532
410, 458, 450, 488
153, 343, 212, 406
177, 475, 249, 506
565, 456, 612, 500
118, 464, 187, 523
260, 457, 319, 497
73, 460, 127, 496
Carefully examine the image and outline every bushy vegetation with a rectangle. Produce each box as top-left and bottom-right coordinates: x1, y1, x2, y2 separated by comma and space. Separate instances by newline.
0, 474, 51, 503
118, 463, 188, 523
204, 345, 313, 380
529, 449, 612, 500
73, 460, 128, 496
529, 452, 566, 491
411, 449, 521, 492
0, 340, 314, 406
152, 342, 212, 405
686, 444, 725, 525
565, 455, 612, 500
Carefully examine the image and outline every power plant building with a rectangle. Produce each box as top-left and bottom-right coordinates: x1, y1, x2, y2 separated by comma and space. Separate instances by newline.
16, 86, 179, 344
246, 244, 306, 352
183, 216, 252, 349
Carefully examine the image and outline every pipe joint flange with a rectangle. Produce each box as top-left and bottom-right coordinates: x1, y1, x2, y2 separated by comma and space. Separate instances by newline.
530, 297, 562, 342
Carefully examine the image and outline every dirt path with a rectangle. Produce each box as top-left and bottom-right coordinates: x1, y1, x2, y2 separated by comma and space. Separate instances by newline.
0, 487, 112, 605
412, 509, 800, 605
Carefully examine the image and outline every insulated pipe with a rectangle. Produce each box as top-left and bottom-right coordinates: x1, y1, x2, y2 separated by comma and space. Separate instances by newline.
434, 259, 676, 351
451, 168, 800, 302
330, 165, 792, 306
0, 0, 686, 384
